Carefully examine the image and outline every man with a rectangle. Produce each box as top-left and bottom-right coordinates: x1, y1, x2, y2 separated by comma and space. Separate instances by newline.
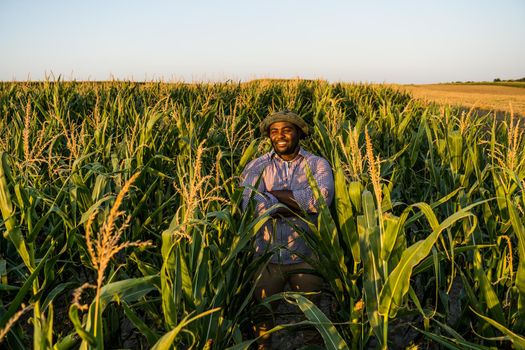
240, 110, 334, 348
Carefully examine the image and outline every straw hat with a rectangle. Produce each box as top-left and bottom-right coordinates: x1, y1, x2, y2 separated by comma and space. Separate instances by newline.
259, 110, 309, 136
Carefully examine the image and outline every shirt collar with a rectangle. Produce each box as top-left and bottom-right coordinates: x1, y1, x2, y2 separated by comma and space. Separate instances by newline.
269, 147, 307, 162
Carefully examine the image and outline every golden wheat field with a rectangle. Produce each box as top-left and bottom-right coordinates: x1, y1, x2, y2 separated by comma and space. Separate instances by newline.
398, 83, 525, 117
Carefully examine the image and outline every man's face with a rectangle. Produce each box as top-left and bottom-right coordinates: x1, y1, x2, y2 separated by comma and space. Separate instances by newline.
269, 121, 301, 159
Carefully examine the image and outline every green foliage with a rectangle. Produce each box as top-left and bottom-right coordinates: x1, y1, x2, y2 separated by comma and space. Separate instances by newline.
0, 79, 523, 348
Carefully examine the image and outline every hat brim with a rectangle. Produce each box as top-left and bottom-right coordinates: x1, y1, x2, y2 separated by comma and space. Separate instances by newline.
259, 113, 309, 136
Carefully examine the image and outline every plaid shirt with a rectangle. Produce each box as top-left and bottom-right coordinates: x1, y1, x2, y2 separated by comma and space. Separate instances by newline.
240, 148, 334, 264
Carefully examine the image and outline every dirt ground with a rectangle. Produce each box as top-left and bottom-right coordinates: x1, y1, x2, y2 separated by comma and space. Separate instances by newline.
395, 84, 525, 117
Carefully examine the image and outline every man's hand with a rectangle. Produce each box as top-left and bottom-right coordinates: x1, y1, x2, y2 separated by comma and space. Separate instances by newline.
268, 190, 302, 217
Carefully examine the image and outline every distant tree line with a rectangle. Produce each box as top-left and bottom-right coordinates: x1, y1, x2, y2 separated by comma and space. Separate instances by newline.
493, 77, 525, 82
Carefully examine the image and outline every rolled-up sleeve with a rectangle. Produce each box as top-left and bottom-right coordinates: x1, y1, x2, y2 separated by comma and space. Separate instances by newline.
292, 158, 334, 213
241, 159, 278, 216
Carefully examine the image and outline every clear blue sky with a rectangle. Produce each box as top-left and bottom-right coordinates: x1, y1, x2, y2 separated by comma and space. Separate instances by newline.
1, 0, 524, 83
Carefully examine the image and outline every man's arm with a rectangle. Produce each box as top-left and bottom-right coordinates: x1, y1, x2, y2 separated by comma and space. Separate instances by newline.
241, 158, 280, 216
292, 158, 334, 213
268, 190, 300, 210
267, 190, 301, 217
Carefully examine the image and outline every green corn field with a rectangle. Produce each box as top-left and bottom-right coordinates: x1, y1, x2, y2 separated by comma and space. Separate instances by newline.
0, 79, 524, 349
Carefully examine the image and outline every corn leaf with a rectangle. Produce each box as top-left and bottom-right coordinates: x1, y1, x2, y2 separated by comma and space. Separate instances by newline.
471, 308, 525, 349
379, 201, 483, 317
150, 307, 220, 350
285, 293, 349, 350
508, 199, 525, 325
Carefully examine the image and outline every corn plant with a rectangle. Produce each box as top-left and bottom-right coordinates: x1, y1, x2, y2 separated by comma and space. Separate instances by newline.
1, 79, 524, 349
